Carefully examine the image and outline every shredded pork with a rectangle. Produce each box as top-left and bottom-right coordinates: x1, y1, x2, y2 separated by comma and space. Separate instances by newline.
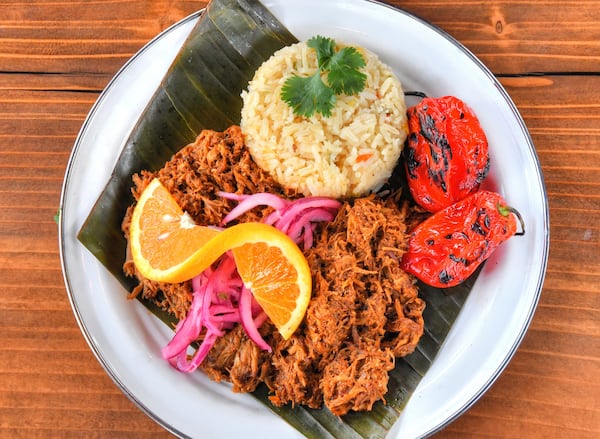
266, 195, 424, 414
122, 126, 425, 417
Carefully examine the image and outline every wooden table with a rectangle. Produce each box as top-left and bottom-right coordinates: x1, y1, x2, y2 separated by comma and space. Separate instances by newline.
2, 0, 598, 437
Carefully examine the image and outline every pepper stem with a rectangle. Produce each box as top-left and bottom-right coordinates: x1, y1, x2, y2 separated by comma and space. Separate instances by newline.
498, 204, 525, 236
404, 90, 427, 99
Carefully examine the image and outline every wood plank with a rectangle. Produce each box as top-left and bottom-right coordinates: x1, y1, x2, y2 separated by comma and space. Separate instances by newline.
397, 2, 600, 74
1, 0, 206, 74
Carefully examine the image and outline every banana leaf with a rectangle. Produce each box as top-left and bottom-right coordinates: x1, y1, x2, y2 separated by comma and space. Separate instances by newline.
77, 0, 297, 282
77, 0, 476, 437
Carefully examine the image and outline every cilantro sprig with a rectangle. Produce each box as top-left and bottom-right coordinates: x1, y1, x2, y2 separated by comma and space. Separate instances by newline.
281, 36, 367, 118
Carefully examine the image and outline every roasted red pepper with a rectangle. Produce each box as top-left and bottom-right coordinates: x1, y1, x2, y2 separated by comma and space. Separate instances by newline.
404, 95, 490, 212
400, 190, 524, 288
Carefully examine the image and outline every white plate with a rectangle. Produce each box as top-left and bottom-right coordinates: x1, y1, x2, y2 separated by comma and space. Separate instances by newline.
59, 1, 549, 437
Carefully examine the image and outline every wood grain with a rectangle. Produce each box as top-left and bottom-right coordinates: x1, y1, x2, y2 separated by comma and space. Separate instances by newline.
1, 1, 598, 438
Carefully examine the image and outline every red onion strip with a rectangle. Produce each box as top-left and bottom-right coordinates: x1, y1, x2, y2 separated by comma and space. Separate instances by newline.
219, 192, 289, 225
161, 290, 204, 359
174, 330, 219, 373
276, 197, 341, 233
286, 208, 336, 244
239, 286, 271, 352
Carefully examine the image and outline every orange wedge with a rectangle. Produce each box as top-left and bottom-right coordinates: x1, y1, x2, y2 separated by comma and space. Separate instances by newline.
129, 178, 222, 282
232, 239, 311, 339
129, 178, 312, 339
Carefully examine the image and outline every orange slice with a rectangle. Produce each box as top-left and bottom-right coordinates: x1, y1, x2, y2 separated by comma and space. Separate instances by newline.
129, 178, 222, 281
129, 178, 312, 339
232, 239, 311, 339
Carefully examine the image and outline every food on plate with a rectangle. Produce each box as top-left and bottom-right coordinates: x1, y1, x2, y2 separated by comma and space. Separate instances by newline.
122, 122, 425, 416
241, 36, 408, 198
118, 29, 523, 418
404, 95, 490, 212
401, 190, 525, 288
72, 0, 529, 432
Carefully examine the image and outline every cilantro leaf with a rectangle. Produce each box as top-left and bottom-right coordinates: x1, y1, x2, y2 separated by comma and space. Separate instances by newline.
307, 35, 335, 70
281, 73, 336, 118
281, 36, 366, 117
326, 47, 367, 95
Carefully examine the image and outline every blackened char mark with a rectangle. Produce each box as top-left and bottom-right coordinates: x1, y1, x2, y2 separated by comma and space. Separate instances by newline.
418, 111, 453, 194
404, 137, 420, 179
438, 269, 453, 285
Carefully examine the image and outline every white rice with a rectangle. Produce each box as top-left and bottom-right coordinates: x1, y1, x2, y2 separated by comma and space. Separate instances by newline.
240, 40, 408, 198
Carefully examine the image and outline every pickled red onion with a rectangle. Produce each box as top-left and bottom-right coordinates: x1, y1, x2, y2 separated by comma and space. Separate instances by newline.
219, 192, 341, 249
162, 193, 341, 373
161, 253, 270, 373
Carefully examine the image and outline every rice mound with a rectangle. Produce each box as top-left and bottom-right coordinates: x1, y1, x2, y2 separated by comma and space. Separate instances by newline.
240, 40, 408, 198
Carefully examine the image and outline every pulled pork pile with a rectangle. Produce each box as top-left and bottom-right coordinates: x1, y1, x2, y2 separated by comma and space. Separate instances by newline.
122, 126, 425, 417
266, 195, 425, 415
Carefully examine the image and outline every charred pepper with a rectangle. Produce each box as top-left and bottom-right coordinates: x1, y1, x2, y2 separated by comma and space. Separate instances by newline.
404, 95, 490, 212
400, 190, 524, 288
